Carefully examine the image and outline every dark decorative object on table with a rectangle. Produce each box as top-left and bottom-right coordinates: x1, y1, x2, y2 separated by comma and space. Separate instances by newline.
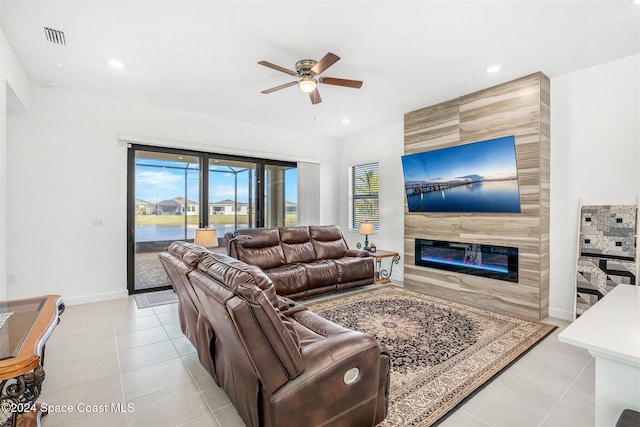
359, 222, 374, 251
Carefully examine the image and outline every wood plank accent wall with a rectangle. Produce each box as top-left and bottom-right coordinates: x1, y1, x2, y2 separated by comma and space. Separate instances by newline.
404, 73, 550, 320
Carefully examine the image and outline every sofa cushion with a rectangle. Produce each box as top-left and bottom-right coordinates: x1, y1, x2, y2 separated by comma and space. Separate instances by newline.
334, 257, 374, 283
290, 309, 352, 341
235, 228, 286, 270
279, 227, 317, 264
234, 284, 303, 374
303, 260, 339, 288
197, 252, 280, 308
265, 264, 309, 299
309, 225, 349, 259
168, 241, 208, 267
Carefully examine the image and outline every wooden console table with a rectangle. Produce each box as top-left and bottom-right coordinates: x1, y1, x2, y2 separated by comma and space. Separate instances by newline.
558, 285, 639, 426
368, 250, 401, 284
0, 295, 64, 427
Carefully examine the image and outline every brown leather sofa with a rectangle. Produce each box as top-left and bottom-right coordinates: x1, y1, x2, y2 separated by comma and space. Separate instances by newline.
225, 225, 374, 299
159, 241, 390, 427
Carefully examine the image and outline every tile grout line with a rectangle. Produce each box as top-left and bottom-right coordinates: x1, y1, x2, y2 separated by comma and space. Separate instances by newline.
536, 357, 593, 427
165, 304, 224, 425
153, 306, 218, 426
458, 409, 492, 426
111, 301, 132, 427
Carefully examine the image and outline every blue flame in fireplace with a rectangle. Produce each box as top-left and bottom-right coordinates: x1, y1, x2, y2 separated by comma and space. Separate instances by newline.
415, 239, 518, 282
420, 256, 508, 273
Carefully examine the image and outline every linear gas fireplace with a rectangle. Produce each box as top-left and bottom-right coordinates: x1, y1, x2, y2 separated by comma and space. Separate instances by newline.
415, 239, 518, 283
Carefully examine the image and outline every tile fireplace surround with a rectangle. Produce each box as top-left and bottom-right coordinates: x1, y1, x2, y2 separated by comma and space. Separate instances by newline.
404, 72, 550, 320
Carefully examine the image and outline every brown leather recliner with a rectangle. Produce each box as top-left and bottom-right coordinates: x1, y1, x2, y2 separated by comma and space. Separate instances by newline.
158, 243, 216, 379
226, 225, 374, 300
160, 242, 390, 427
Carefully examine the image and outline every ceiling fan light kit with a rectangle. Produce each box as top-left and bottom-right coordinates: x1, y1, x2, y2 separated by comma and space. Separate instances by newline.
258, 52, 363, 104
298, 76, 317, 93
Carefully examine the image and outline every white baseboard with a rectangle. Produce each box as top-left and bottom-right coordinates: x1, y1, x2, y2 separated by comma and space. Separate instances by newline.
390, 274, 404, 285
63, 289, 129, 306
548, 306, 574, 321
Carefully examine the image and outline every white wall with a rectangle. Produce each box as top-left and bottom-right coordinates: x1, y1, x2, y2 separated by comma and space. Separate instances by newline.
0, 26, 29, 300
6, 85, 338, 304
336, 122, 405, 282
0, 30, 5, 303
549, 54, 639, 319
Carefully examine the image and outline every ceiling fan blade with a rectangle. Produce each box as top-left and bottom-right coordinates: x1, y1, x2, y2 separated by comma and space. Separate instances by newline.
258, 61, 298, 76
310, 52, 340, 75
319, 77, 363, 89
309, 88, 322, 105
261, 81, 298, 94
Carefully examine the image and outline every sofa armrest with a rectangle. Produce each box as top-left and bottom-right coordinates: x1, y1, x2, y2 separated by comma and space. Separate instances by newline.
346, 248, 370, 257
276, 296, 307, 316
263, 330, 389, 426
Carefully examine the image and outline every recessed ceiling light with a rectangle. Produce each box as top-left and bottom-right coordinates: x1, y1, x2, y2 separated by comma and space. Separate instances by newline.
342, 118, 351, 125
486, 64, 502, 73
108, 60, 125, 69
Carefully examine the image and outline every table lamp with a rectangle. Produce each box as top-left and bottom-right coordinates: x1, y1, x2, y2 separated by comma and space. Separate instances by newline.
359, 222, 374, 251
194, 228, 218, 248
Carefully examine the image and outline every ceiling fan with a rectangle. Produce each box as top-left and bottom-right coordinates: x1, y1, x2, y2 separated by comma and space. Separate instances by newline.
258, 52, 363, 105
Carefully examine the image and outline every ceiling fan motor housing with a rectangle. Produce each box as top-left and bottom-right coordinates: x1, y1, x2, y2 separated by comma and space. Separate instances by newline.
295, 59, 318, 77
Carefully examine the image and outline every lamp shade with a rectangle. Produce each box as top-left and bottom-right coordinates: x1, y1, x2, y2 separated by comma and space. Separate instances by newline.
194, 228, 218, 248
359, 222, 374, 235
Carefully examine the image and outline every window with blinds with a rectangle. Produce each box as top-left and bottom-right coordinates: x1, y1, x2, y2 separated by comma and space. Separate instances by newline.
348, 162, 379, 231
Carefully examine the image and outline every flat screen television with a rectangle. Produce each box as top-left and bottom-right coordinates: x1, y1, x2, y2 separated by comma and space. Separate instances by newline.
401, 135, 521, 213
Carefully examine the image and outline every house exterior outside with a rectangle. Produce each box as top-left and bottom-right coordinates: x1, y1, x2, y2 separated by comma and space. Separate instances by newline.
285, 200, 296, 215
135, 199, 155, 215
209, 199, 248, 215
155, 197, 199, 215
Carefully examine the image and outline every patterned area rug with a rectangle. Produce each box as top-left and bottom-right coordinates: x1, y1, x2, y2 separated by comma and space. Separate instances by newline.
305, 285, 555, 426
134, 290, 178, 309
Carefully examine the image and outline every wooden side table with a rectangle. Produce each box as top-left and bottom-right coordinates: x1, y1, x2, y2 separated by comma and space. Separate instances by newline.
0, 295, 64, 427
368, 250, 401, 284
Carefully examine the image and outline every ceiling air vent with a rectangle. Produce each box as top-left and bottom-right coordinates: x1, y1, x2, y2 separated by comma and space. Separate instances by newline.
44, 27, 66, 45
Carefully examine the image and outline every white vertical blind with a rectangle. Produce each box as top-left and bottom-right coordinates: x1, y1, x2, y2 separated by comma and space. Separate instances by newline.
297, 162, 320, 225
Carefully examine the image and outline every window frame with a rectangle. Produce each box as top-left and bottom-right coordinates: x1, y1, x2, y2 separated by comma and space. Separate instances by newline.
348, 161, 380, 232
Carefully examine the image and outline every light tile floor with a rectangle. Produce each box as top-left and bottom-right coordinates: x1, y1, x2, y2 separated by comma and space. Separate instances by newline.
38, 294, 594, 427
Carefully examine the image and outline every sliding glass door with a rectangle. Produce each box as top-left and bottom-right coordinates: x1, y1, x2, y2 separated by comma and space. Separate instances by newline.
208, 158, 257, 238
264, 164, 298, 228
130, 150, 201, 292
127, 145, 297, 293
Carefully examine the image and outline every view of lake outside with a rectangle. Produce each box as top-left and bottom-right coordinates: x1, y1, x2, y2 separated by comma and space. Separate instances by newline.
135, 223, 238, 242
406, 180, 521, 213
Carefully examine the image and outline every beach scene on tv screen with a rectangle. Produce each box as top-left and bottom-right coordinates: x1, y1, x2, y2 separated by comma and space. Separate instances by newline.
401, 136, 521, 213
